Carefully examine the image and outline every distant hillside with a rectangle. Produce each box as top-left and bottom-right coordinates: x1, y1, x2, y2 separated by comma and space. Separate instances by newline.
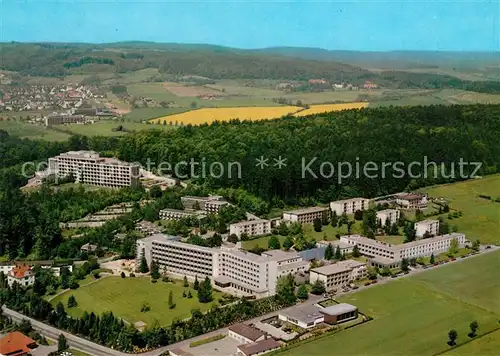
255, 47, 500, 70
1, 42, 500, 92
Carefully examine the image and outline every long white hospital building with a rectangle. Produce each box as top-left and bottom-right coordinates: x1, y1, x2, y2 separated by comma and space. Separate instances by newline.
47, 151, 140, 188
340, 233, 467, 268
136, 234, 308, 298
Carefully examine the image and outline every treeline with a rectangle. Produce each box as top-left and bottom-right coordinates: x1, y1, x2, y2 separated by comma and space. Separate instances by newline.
63, 57, 115, 69
111, 104, 500, 203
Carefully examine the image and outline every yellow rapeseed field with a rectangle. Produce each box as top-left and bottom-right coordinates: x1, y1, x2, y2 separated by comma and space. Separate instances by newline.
294, 102, 369, 116
151, 106, 300, 125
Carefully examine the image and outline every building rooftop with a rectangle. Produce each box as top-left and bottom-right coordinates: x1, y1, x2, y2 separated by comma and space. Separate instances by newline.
8, 265, 33, 279
396, 193, 425, 200
279, 304, 323, 324
237, 338, 281, 356
261, 249, 300, 262
228, 323, 265, 341
317, 240, 352, 249
284, 206, 328, 215
311, 260, 366, 276
415, 219, 439, 225
0, 331, 37, 356
377, 209, 400, 214
230, 219, 270, 227
320, 303, 358, 316
343, 233, 465, 252
392, 233, 464, 251
331, 197, 368, 204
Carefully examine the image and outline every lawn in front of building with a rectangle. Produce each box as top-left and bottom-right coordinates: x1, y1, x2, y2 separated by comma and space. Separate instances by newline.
420, 174, 500, 245
278, 250, 500, 356
50, 276, 223, 327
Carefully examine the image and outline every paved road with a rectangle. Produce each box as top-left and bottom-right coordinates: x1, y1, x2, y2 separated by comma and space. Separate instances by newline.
4, 247, 498, 356
1, 307, 127, 356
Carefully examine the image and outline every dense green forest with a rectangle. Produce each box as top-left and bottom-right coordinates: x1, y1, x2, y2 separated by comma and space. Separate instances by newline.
1, 104, 500, 259
2, 43, 500, 92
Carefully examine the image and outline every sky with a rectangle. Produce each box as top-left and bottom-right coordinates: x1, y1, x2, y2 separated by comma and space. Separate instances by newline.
1, 0, 499, 51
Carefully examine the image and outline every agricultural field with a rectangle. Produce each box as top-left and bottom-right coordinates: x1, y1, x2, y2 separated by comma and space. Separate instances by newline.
421, 174, 500, 245
279, 250, 500, 356
51, 276, 223, 327
151, 106, 300, 125
294, 102, 369, 116
59, 121, 172, 137
0, 120, 71, 141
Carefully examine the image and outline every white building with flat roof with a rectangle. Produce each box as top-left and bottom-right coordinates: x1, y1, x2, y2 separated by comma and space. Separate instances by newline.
376, 209, 400, 226
415, 219, 440, 238
340, 233, 466, 264
47, 151, 140, 188
282, 207, 329, 225
136, 234, 308, 297
229, 219, 271, 238
309, 260, 367, 291
396, 193, 428, 210
330, 198, 370, 215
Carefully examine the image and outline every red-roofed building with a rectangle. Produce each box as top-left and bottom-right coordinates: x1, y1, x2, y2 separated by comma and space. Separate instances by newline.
7, 265, 35, 288
0, 331, 37, 356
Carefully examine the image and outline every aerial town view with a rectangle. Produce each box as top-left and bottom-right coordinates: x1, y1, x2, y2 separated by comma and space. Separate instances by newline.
0, 1, 499, 356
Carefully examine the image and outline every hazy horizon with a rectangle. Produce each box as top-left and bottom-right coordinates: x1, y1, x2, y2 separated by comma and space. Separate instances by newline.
1, 0, 499, 52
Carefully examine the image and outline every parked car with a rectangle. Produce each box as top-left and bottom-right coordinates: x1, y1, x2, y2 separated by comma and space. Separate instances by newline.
486, 245, 492, 249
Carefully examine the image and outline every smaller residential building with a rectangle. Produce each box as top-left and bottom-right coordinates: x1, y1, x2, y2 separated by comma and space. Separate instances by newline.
330, 198, 370, 215
376, 209, 400, 226
7, 265, 35, 288
320, 303, 358, 325
228, 323, 266, 345
0, 331, 38, 356
309, 260, 367, 291
415, 219, 440, 238
80, 243, 98, 253
236, 338, 281, 356
159, 208, 206, 221
230, 219, 272, 238
282, 207, 329, 225
396, 193, 428, 210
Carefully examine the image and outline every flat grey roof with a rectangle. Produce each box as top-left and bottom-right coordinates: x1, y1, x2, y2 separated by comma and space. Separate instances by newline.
279, 304, 323, 324
321, 303, 358, 316
311, 260, 366, 276
230, 219, 270, 227
284, 206, 328, 215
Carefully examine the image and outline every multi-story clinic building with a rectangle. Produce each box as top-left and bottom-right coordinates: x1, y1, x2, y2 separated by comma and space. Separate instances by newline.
340, 233, 466, 267
229, 219, 271, 238
376, 209, 400, 226
136, 234, 309, 297
309, 260, 367, 291
415, 219, 440, 238
282, 207, 329, 224
330, 198, 370, 215
47, 151, 140, 188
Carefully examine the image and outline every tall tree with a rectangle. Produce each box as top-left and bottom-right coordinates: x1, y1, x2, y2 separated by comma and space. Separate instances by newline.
296, 284, 309, 300
268, 235, 281, 250
313, 218, 322, 232
139, 256, 149, 273
448, 329, 458, 346
150, 260, 160, 280
324, 243, 334, 260
58, 334, 68, 352
352, 245, 361, 258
